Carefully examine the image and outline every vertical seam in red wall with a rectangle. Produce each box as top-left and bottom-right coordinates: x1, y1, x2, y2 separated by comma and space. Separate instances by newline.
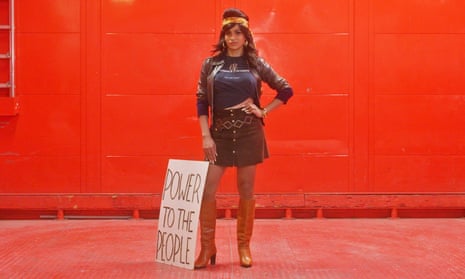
349, 0, 354, 191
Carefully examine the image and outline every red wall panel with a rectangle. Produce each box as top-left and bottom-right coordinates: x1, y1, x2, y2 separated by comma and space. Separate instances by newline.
0, 0, 464, 217
102, 155, 169, 193
374, 35, 465, 94
0, 95, 80, 156
256, 156, 349, 193
239, 0, 350, 33
373, 0, 465, 33
103, 34, 213, 94
101, 95, 198, 156
374, 95, 465, 155
266, 95, 349, 155
16, 0, 80, 32
258, 34, 350, 95
16, 34, 81, 94
371, 0, 465, 194
374, 156, 465, 193
102, 0, 216, 33
0, 155, 80, 193
0, 0, 82, 195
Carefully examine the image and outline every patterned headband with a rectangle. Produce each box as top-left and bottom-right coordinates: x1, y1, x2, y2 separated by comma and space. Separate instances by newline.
222, 17, 249, 28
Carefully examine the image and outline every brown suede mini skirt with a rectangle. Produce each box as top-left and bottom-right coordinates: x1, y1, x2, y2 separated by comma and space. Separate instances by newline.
211, 108, 269, 167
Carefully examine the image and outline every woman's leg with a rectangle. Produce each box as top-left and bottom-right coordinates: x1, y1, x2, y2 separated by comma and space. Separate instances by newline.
236, 165, 257, 267
203, 164, 226, 202
236, 165, 256, 199
195, 164, 226, 269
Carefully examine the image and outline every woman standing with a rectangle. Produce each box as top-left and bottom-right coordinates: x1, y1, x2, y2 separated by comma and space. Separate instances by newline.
195, 8, 293, 268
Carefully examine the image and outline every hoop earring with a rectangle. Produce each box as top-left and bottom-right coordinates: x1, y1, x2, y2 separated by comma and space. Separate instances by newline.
222, 41, 226, 49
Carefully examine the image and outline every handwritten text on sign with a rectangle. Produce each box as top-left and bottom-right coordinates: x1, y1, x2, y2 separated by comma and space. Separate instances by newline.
155, 159, 209, 270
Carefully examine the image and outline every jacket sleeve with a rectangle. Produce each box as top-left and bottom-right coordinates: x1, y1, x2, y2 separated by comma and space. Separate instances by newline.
196, 58, 210, 116
257, 57, 293, 104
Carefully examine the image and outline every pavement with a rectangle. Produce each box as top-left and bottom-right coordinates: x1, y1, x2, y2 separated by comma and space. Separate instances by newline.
1, 218, 464, 279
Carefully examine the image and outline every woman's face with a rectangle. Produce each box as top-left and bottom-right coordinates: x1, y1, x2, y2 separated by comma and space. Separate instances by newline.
224, 25, 247, 55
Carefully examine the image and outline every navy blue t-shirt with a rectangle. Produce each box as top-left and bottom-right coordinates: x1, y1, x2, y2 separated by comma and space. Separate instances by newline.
214, 56, 257, 109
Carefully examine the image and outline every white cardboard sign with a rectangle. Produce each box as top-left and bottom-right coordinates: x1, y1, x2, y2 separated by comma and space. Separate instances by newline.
155, 159, 209, 269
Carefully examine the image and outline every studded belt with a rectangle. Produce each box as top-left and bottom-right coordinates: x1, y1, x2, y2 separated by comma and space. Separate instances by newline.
213, 109, 256, 131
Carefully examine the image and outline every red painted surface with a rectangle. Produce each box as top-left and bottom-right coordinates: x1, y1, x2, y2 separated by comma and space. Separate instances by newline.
1, 0, 465, 218
1, 219, 465, 277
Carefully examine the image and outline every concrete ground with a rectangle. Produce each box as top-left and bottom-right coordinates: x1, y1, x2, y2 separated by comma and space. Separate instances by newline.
1, 218, 464, 279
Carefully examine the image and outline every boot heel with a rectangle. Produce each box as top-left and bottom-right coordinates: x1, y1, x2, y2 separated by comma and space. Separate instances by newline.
210, 254, 216, 265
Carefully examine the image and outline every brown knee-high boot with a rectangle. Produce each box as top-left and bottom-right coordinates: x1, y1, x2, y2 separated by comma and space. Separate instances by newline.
237, 199, 255, 267
194, 200, 217, 269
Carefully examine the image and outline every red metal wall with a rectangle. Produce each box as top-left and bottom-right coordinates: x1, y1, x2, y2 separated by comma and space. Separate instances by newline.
0, 0, 464, 218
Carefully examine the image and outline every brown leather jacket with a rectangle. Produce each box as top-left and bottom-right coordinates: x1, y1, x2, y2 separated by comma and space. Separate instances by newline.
196, 55, 292, 119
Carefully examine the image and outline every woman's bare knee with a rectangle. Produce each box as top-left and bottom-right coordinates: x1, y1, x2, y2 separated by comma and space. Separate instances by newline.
202, 165, 226, 202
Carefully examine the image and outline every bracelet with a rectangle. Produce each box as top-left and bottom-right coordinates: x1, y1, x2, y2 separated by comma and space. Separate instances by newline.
261, 108, 268, 118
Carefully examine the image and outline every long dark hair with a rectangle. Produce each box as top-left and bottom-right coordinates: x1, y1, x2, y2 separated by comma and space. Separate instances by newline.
212, 8, 259, 69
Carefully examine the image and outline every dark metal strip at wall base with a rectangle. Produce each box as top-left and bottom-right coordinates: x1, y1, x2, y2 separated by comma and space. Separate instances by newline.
0, 193, 464, 220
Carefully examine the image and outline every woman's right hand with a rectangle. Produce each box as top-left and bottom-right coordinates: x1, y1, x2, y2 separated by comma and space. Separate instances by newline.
203, 135, 217, 163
